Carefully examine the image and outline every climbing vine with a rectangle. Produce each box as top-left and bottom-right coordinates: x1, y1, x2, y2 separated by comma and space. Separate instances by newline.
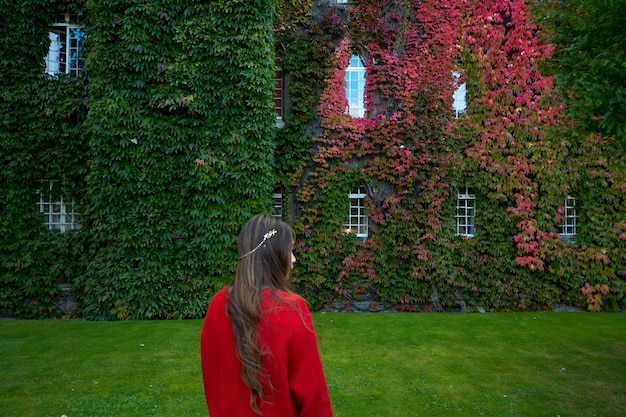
1, 0, 88, 318
289, 0, 624, 312
1, 0, 624, 318
82, 0, 278, 319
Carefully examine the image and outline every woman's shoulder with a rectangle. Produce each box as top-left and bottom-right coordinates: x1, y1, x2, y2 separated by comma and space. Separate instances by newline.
268, 288, 306, 303
277, 288, 306, 302
261, 288, 309, 313
208, 286, 229, 307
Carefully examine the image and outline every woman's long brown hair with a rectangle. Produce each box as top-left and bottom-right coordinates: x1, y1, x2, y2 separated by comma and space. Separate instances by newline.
226, 214, 295, 415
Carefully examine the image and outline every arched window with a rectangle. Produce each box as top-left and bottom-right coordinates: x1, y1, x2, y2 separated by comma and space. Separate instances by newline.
345, 55, 366, 118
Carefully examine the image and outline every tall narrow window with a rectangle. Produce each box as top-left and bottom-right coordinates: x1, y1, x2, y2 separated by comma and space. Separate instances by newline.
345, 55, 366, 118
271, 190, 283, 218
559, 196, 577, 242
45, 14, 85, 75
38, 180, 80, 232
453, 71, 467, 118
456, 187, 475, 237
274, 69, 285, 128
344, 188, 368, 238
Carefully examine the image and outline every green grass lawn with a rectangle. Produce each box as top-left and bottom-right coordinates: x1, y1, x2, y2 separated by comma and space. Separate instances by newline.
1, 313, 625, 417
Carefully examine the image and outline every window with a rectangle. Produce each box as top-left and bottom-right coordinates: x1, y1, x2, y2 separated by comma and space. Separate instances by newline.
344, 188, 368, 238
453, 71, 467, 118
274, 70, 285, 128
456, 186, 475, 237
271, 191, 283, 218
45, 14, 85, 75
274, 71, 284, 117
345, 55, 366, 118
37, 180, 80, 232
559, 196, 577, 242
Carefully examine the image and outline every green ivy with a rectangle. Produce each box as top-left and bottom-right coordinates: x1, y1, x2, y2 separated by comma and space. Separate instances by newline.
1, 0, 88, 318
2, 0, 625, 319
81, 0, 277, 319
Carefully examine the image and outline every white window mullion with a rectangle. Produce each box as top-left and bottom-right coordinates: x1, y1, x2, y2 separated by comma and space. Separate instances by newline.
65, 27, 72, 74
344, 188, 368, 238
38, 180, 80, 232
456, 186, 475, 237
68, 26, 84, 74
59, 200, 67, 233
559, 196, 577, 242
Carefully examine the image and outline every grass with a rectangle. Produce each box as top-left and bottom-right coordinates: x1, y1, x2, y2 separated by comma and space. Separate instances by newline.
1, 313, 625, 417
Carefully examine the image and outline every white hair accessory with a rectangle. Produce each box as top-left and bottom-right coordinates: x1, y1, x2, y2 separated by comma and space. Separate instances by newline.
239, 229, 277, 259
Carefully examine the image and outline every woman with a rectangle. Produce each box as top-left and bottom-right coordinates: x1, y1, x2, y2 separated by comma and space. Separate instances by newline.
200, 214, 333, 417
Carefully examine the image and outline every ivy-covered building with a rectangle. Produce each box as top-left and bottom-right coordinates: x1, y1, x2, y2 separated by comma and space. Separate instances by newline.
1, 0, 624, 319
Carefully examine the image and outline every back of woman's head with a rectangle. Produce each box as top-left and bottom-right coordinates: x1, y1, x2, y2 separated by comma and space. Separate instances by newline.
236, 214, 294, 292
227, 214, 295, 415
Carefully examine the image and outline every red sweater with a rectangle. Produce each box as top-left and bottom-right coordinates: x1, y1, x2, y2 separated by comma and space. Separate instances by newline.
200, 287, 333, 417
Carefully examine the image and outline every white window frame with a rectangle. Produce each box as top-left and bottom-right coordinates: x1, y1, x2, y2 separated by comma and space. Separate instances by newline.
345, 55, 366, 118
456, 186, 475, 237
271, 191, 283, 218
344, 188, 368, 238
453, 71, 467, 118
559, 196, 577, 242
45, 18, 85, 75
38, 180, 80, 232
